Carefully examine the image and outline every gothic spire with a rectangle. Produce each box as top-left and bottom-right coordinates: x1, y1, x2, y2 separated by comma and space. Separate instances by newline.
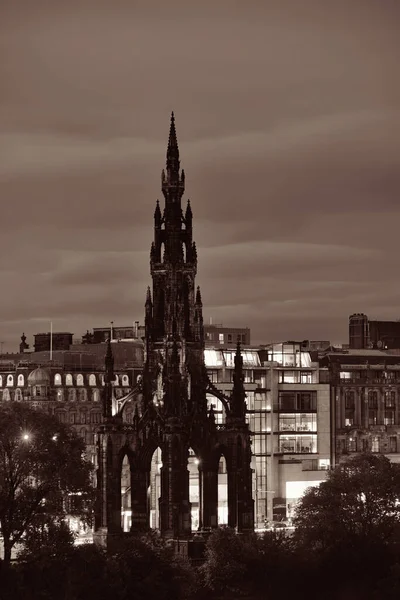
146, 286, 152, 303
104, 337, 114, 384
154, 199, 162, 226
195, 286, 202, 306
166, 111, 179, 172
230, 339, 246, 420
103, 338, 114, 419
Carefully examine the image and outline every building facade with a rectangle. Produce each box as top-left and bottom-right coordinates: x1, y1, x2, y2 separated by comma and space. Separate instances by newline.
204, 324, 251, 347
204, 341, 331, 527
349, 313, 400, 350
319, 349, 400, 466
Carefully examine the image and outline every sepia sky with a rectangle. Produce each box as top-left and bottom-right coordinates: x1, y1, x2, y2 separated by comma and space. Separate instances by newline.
1, 0, 399, 350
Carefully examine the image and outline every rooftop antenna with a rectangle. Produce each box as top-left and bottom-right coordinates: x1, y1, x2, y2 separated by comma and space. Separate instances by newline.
110, 321, 114, 341
50, 322, 53, 361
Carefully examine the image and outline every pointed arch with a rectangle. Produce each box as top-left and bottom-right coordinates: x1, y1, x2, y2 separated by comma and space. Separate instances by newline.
14, 388, 23, 402
66, 374, 73, 386
89, 374, 96, 386
76, 374, 84, 386
54, 373, 62, 386
3, 389, 10, 401
6, 375, 14, 387
17, 374, 24, 387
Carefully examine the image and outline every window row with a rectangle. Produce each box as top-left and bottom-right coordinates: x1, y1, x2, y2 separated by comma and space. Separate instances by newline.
56, 411, 102, 425
278, 392, 317, 412
0, 372, 131, 388
344, 390, 397, 409
337, 436, 398, 454
279, 434, 317, 454
0, 387, 102, 402
55, 373, 130, 387
279, 413, 317, 433
278, 371, 317, 384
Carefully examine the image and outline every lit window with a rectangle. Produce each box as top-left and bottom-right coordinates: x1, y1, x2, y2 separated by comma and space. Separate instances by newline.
54, 374, 62, 386
17, 374, 24, 387
318, 459, 330, 470
371, 437, 380, 453
66, 374, 73, 386
89, 374, 96, 386
340, 372, 352, 380
6, 375, 13, 387
76, 374, 84, 386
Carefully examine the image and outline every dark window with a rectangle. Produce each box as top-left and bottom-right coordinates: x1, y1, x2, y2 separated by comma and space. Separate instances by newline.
208, 370, 218, 383
384, 410, 395, 426
345, 391, 355, 409
385, 391, 396, 408
368, 391, 378, 409
389, 436, 397, 453
278, 392, 317, 411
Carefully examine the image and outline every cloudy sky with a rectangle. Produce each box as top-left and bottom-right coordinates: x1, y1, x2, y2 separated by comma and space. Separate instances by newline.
0, 0, 399, 350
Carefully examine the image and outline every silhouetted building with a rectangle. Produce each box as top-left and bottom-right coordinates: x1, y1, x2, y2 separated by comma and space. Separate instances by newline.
349, 313, 400, 350
34, 331, 73, 352
89, 323, 144, 344
94, 114, 254, 550
204, 324, 250, 347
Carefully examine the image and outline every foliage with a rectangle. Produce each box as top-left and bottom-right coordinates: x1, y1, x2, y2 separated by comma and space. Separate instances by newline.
293, 452, 400, 554
17, 517, 76, 563
0, 535, 197, 600
0, 403, 93, 563
199, 527, 299, 598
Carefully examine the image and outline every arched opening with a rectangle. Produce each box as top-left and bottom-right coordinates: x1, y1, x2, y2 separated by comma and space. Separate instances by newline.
149, 447, 162, 529
121, 454, 131, 532
218, 456, 228, 525
188, 448, 200, 531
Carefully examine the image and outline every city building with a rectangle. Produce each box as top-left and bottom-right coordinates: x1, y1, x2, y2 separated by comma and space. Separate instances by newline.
86, 323, 145, 344
205, 341, 331, 527
319, 348, 400, 466
349, 313, 400, 350
204, 323, 251, 347
34, 331, 73, 353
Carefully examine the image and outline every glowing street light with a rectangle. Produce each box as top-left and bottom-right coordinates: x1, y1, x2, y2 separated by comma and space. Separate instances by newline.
22, 433, 30, 441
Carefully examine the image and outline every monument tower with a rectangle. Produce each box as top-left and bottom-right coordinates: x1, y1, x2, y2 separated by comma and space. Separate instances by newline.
94, 114, 254, 547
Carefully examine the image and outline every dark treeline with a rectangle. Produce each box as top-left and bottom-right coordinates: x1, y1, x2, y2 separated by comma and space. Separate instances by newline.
2, 453, 400, 599
1, 526, 399, 600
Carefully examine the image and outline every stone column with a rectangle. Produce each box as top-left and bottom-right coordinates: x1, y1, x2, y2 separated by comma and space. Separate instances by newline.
131, 469, 150, 532
159, 432, 191, 538
201, 465, 218, 529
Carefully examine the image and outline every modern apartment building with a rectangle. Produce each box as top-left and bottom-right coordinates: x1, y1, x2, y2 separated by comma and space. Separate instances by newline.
204, 341, 331, 527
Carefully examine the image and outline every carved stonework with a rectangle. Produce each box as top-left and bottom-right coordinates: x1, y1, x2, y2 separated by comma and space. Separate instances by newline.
94, 115, 254, 545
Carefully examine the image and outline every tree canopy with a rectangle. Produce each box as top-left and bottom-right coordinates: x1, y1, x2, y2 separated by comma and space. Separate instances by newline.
0, 403, 93, 563
293, 452, 400, 553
